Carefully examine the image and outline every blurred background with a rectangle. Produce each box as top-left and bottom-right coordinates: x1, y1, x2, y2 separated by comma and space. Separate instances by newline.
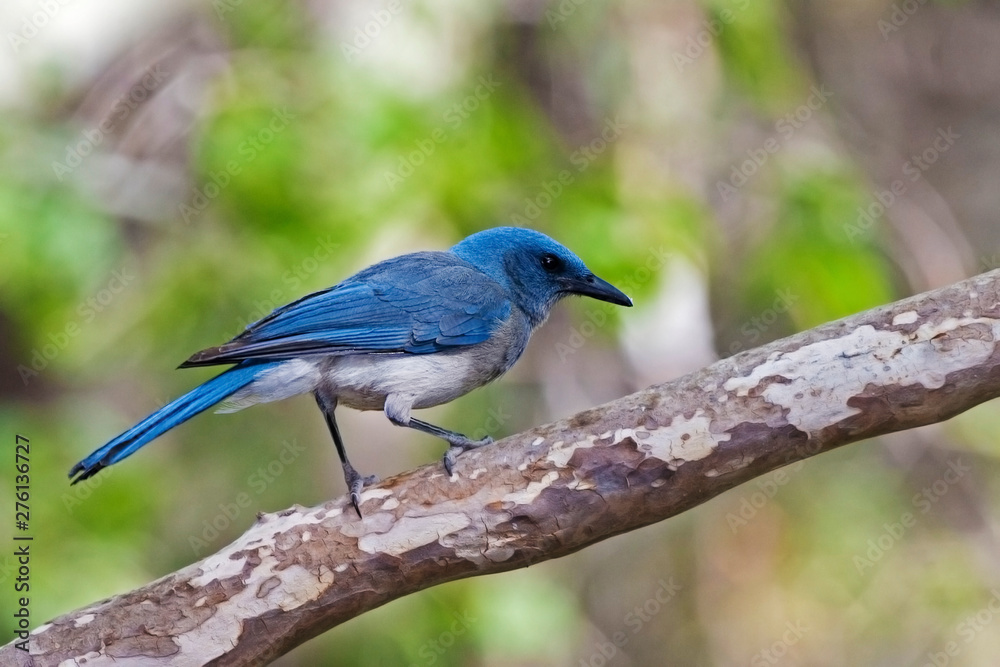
3, 0, 1000, 664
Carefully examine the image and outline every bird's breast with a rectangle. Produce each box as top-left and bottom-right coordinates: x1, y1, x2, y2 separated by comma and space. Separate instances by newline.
324, 351, 483, 410
327, 309, 532, 411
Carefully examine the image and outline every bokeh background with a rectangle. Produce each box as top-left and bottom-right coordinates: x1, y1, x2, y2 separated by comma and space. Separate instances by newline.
4, 0, 1000, 664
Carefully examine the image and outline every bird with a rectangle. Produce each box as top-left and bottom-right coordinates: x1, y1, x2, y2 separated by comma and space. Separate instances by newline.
69, 227, 633, 515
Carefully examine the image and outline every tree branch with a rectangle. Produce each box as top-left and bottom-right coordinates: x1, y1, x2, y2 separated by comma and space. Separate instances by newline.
11, 270, 1000, 666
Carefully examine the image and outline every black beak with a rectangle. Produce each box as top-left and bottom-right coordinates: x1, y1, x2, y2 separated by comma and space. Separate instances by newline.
564, 273, 633, 307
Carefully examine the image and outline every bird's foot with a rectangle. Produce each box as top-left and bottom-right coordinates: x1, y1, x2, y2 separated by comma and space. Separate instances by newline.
443, 435, 494, 476
343, 463, 379, 518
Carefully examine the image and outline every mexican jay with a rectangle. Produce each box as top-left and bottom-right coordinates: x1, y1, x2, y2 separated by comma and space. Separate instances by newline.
70, 227, 632, 515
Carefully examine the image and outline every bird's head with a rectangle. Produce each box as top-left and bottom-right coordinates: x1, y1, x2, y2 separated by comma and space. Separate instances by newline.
451, 227, 632, 326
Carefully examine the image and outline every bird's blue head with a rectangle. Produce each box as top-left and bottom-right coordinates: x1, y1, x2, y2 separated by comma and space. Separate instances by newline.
451, 227, 632, 326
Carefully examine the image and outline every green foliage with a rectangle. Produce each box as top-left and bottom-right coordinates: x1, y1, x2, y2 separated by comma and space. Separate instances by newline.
711, 0, 804, 109
741, 168, 895, 329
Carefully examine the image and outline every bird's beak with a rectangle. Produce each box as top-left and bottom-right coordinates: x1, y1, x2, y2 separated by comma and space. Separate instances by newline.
564, 273, 633, 307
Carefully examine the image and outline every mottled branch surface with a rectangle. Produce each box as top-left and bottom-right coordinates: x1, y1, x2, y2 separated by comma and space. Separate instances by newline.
11, 271, 1000, 666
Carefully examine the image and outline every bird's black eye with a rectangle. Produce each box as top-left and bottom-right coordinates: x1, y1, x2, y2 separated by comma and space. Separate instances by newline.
540, 253, 563, 272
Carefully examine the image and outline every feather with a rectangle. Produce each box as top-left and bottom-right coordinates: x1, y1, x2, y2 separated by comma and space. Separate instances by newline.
181, 253, 511, 367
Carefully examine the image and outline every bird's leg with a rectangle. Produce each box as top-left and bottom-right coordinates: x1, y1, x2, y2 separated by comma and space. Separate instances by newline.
314, 390, 377, 517
411, 418, 494, 475
384, 395, 493, 476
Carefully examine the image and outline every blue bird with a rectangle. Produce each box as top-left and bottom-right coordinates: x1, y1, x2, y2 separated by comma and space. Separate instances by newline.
70, 227, 632, 515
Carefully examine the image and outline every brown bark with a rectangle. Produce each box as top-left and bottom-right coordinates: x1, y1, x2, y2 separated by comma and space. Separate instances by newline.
10, 270, 1000, 666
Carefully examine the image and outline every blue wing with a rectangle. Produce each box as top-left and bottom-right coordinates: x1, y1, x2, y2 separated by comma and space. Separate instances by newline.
181, 252, 511, 367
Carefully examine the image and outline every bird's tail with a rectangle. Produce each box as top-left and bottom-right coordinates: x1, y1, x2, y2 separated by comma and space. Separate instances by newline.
69, 361, 273, 484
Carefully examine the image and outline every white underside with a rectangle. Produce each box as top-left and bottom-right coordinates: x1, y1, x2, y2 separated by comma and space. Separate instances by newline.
217, 353, 479, 414
216, 359, 321, 413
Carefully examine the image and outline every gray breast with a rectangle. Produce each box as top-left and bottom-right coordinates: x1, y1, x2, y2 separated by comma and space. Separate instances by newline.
461, 306, 532, 385
323, 306, 534, 411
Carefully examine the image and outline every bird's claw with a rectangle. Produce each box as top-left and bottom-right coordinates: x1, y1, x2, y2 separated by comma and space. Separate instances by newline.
344, 467, 379, 518
350, 489, 363, 518
443, 435, 494, 476
443, 448, 460, 476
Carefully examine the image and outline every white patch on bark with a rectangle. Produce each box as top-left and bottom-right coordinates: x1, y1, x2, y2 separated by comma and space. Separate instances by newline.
314, 506, 343, 521
73, 614, 94, 627
483, 546, 516, 562
892, 311, 918, 325
545, 438, 597, 468
174, 563, 330, 662
567, 477, 597, 490
619, 411, 730, 469
191, 553, 248, 588
440, 509, 522, 564
61, 512, 345, 666
191, 510, 326, 588
357, 513, 471, 556
723, 318, 1000, 434
502, 470, 561, 506
343, 511, 394, 538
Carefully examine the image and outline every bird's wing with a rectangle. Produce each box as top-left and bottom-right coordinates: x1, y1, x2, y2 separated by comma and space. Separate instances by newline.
181, 252, 512, 367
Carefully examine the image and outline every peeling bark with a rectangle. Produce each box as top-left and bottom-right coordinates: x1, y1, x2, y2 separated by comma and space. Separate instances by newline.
9, 270, 1000, 666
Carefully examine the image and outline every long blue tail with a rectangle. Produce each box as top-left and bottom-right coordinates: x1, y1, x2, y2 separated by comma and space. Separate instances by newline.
69, 361, 273, 484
